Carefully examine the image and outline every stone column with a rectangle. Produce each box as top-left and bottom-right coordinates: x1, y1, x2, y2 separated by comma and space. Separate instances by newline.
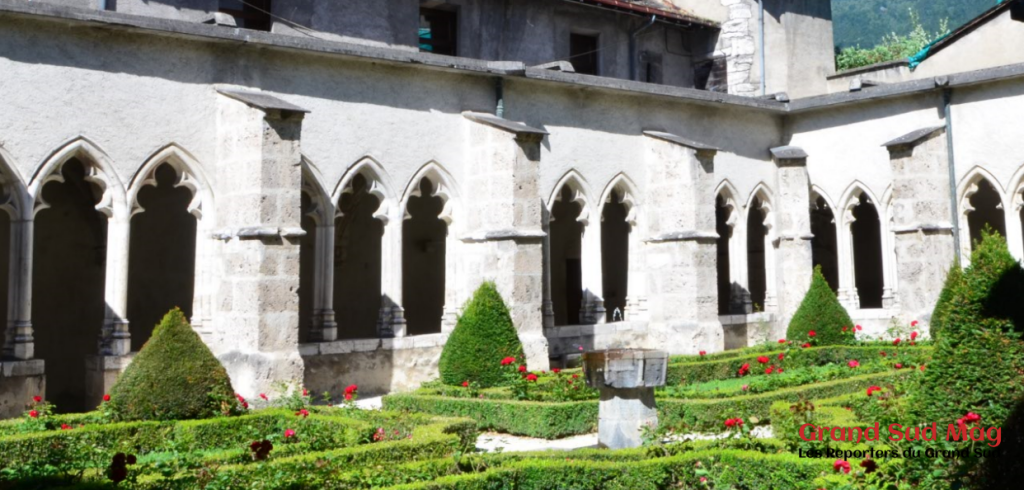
378, 215, 405, 338
100, 216, 131, 356
885, 126, 955, 330
770, 146, 814, 336
210, 88, 308, 398
725, 201, 752, 314
310, 220, 337, 341
641, 131, 721, 354
837, 204, 860, 310
460, 112, 549, 370
4, 217, 34, 360
580, 217, 606, 324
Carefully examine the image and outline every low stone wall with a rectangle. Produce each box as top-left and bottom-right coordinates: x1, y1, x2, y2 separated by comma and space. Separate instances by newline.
0, 360, 45, 419
300, 334, 449, 398
719, 313, 775, 349
544, 322, 650, 367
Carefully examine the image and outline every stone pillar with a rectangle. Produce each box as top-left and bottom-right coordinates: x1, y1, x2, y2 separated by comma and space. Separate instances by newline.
580, 217, 606, 324
770, 146, 814, 336
210, 88, 308, 398
641, 131, 721, 354
460, 112, 549, 370
725, 201, 752, 314
583, 349, 667, 449
310, 220, 337, 342
4, 218, 34, 360
378, 216, 405, 338
837, 204, 860, 310
885, 126, 955, 330
100, 217, 131, 356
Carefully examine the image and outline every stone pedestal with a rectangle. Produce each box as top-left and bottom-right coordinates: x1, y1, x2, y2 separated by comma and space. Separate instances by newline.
0, 359, 44, 419
583, 349, 667, 449
85, 354, 133, 409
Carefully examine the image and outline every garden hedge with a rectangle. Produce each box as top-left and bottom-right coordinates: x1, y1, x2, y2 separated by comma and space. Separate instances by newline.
786, 266, 854, 345
107, 308, 240, 421
928, 257, 961, 340
438, 282, 525, 388
382, 395, 597, 439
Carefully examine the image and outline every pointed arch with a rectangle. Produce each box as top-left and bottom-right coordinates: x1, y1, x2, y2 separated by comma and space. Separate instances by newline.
838, 181, 881, 225
300, 157, 334, 226
598, 172, 640, 226
548, 169, 594, 226
746, 182, 775, 233
1007, 162, 1024, 211
401, 161, 460, 226
810, 185, 837, 214
335, 156, 395, 224
957, 166, 1007, 216
30, 137, 127, 220
715, 180, 742, 230
0, 146, 30, 220
958, 166, 1008, 258
809, 184, 840, 293
128, 144, 214, 223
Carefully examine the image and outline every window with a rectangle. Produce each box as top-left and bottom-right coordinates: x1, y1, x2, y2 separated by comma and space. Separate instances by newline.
219, 0, 272, 31
569, 33, 599, 76
419, 8, 458, 56
641, 51, 662, 84
694, 56, 728, 92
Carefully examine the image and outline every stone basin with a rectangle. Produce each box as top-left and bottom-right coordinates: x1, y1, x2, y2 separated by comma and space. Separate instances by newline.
582, 349, 668, 449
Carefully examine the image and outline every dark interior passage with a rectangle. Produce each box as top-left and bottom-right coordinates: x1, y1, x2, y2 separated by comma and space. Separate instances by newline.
334, 175, 384, 339
127, 164, 196, 351
33, 159, 107, 413
746, 198, 768, 312
967, 179, 1006, 249
298, 191, 316, 343
810, 196, 839, 292
403, 178, 447, 336
550, 186, 584, 326
851, 194, 884, 309
601, 191, 629, 322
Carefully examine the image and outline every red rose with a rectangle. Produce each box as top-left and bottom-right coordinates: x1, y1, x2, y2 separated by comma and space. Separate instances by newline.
765, 366, 774, 375
344, 384, 358, 395
296, 409, 309, 418
842, 326, 848, 332
855, 325, 862, 331
700, 476, 707, 483
808, 331, 816, 337
965, 412, 981, 423
724, 418, 736, 428
103, 394, 111, 402
920, 365, 926, 372
302, 388, 309, 396
860, 459, 878, 473
242, 401, 249, 409
284, 429, 296, 438
699, 350, 706, 356
552, 368, 561, 374
833, 459, 851, 474
866, 385, 881, 396
344, 394, 352, 401
911, 331, 918, 340
880, 351, 887, 357
911, 320, 918, 327
259, 393, 268, 400
32, 396, 42, 403
801, 343, 811, 348
61, 423, 71, 430
28, 410, 38, 418
777, 368, 784, 373
778, 339, 786, 343
500, 357, 516, 366
778, 353, 785, 361
757, 356, 769, 364
462, 381, 469, 387
893, 338, 901, 346
572, 374, 579, 379
895, 363, 903, 369
526, 373, 538, 382
847, 360, 860, 368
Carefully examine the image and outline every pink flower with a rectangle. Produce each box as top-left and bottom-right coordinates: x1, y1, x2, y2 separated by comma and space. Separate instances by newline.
911, 331, 918, 341
741, 384, 749, 391
284, 429, 296, 438
700, 476, 707, 483
32, 396, 42, 403
848, 360, 860, 368
578, 346, 584, 351
103, 394, 111, 402
808, 331, 816, 337
834, 459, 851, 474
526, 373, 538, 382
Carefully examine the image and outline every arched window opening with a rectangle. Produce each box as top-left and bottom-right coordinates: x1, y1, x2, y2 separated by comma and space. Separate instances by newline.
601, 190, 629, 322
810, 196, 839, 292
335, 174, 384, 339
851, 194, 884, 309
746, 197, 768, 312
550, 186, 584, 326
127, 164, 197, 351
715, 195, 732, 314
403, 178, 447, 336
33, 159, 107, 412
967, 179, 1006, 249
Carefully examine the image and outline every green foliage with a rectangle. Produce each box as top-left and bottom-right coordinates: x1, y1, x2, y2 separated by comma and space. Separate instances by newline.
929, 257, 962, 339
832, 0, 991, 51
438, 282, 525, 388
835, 9, 949, 71
107, 308, 240, 421
787, 266, 854, 346
383, 394, 597, 439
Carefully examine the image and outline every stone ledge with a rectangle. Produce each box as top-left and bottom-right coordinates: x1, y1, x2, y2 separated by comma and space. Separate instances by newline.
463, 112, 547, 137
645, 231, 718, 243
301, 333, 450, 356
882, 125, 946, 150
719, 312, 775, 326
893, 223, 954, 234
217, 88, 310, 114
459, 228, 547, 243
0, 359, 45, 377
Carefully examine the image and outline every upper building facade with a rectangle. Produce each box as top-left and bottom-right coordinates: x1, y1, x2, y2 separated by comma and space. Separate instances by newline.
0, 0, 1022, 415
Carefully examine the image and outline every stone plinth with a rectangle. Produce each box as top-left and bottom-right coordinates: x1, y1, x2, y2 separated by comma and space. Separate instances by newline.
582, 349, 667, 449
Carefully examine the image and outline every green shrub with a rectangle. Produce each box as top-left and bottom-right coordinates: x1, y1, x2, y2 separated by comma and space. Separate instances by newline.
383, 394, 596, 439
786, 266, 854, 346
107, 308, 239, 421
438, 282, 525, 387
929, 258, 962, 339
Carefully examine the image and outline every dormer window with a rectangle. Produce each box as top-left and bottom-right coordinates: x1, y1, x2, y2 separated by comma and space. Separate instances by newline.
419, 6, 458, 56
219, 0, 272, 31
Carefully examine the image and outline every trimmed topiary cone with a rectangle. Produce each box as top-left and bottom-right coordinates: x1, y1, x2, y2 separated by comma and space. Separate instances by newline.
928, 257, 962, 340
438, 282, 525, 387
786, 265, 854, 345
107, 308, 239, 421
